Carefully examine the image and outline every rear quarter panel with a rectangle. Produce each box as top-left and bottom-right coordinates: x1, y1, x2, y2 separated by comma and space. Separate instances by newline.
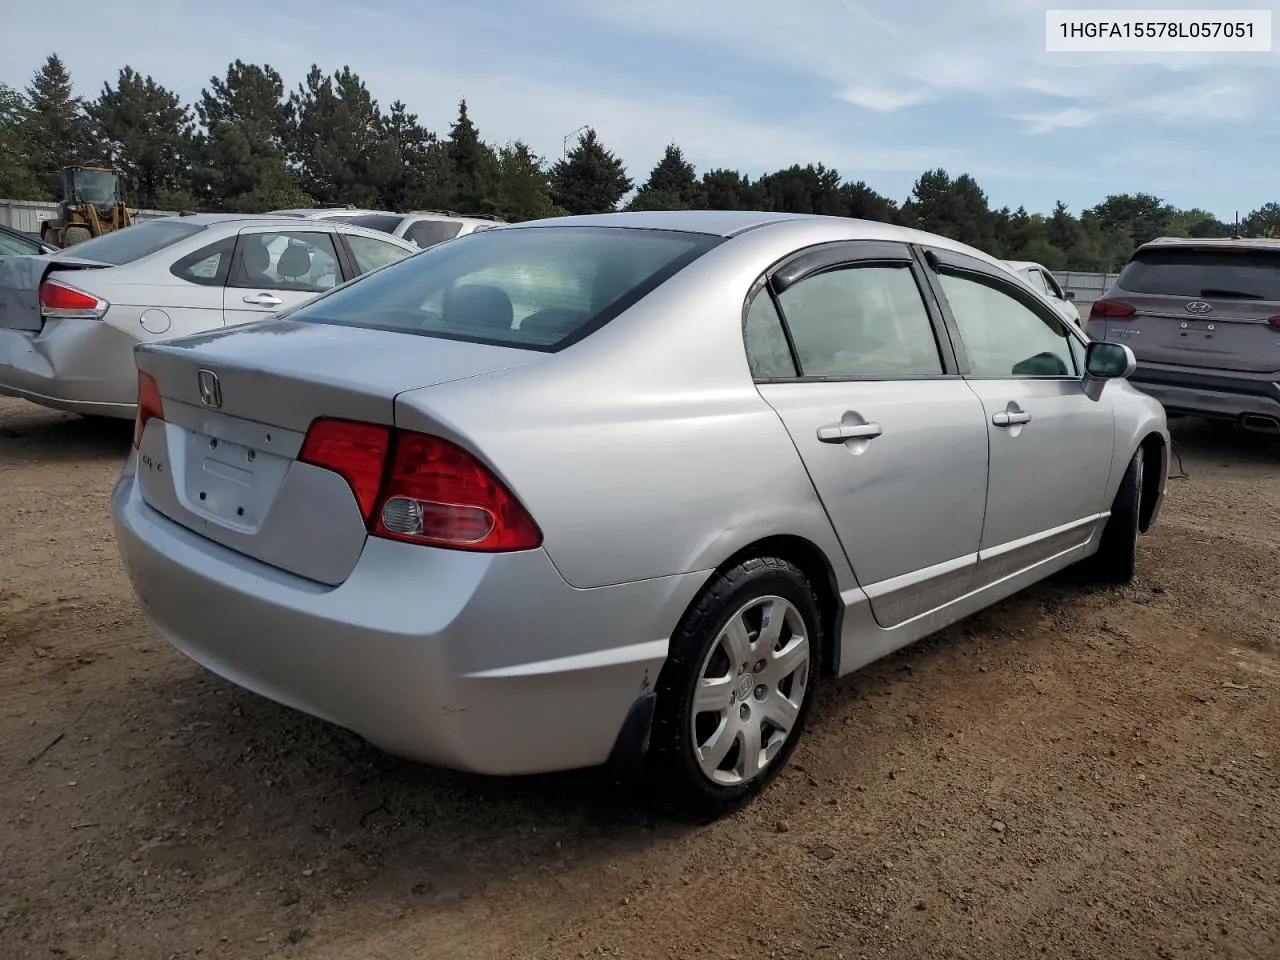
394, 222, 863, 592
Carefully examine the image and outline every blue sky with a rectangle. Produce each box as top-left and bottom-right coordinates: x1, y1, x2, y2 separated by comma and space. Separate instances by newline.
5, 0, 1277, 219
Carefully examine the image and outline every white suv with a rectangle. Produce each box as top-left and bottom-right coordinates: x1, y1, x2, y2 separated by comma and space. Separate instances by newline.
268, 207, 504, 251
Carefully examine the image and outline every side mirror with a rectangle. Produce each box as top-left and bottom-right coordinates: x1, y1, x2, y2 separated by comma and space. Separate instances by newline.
1064, 291, 1075, 301
1086, 341, 1136, 379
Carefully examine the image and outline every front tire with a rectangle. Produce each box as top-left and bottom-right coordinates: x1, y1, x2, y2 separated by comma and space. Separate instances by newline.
1084, 447, 1144, 584
649, 557, 822, 822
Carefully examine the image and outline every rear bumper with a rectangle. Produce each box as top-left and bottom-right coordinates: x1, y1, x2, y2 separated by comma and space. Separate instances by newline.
0, 318, 139, 419
1128, 362, 1280, 422
111, 457, 708, 775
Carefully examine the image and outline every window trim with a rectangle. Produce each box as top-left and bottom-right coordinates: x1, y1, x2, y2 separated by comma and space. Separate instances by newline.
917, 246, 1085, 381
742, 240, 962, 384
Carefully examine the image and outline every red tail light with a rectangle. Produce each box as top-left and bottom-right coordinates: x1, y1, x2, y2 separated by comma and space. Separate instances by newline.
39, 279, 108, 319
298, 419, 392, 522
298, 418, 542, 552
1267, 316, 1280, 331
1089, 298, 1136, 319
133, 371, 164, 448
373, 432, 543, 551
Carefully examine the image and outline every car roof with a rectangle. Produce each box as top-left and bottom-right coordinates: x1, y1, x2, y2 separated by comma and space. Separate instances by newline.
507, 210, 1012, 267
129, 214, 418, 249
1136, 236, 1280, 253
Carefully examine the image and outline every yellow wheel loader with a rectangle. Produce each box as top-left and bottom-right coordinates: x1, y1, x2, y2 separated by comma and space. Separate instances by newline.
40, 166, 134, 248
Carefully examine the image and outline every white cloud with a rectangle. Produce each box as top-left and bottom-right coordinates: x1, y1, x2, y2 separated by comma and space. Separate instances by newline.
1014, 106, 1101, 134
838, 85, 932, 112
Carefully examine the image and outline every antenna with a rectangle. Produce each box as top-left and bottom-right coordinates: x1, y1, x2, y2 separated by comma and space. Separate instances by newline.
1233, 210, 1241, 239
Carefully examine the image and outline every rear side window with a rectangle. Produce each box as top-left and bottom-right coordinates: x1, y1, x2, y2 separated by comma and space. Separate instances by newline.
743, 292, 797, 379
62, 219, 206, 265
171, 237, 235, 286
1118, 248, 1280, 300
286, 226, 722, 351
775, 264, 943, 377
405, 220, 464, 249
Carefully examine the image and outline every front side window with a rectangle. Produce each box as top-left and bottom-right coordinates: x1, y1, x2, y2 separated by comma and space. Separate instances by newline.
774, 264, 943, 378
938, 272, 1076, 378
345, 233, 413, 275
230, 231, 341, 293
286, 226, 721, 351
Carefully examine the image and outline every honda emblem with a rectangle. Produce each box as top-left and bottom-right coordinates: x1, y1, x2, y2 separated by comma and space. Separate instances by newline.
197, 369, 222, 409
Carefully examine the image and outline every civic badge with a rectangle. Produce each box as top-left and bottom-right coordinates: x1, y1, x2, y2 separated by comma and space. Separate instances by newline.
1185, 300, 1212, 315
197, 369, 222, 409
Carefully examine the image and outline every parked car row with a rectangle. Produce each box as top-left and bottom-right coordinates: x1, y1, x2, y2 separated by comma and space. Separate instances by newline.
0, 215, 418, 418
267, 206, 506, 249
96, 209, 1168, 821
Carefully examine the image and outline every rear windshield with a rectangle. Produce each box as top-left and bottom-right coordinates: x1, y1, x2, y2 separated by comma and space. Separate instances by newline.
341, 214, 408, 233
405, 219, 464, 249
1118, 248, 1280, 300
61, 219, 206, 266
285, 226, 723, 350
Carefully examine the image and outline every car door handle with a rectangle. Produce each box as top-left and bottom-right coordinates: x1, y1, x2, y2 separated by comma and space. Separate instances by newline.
817, 422, 883, 443
242, 293, 283, 307
992, 411, 1032, 427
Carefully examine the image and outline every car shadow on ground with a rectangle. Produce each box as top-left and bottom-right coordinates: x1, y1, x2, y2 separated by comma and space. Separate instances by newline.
1168, 416, 1280, 466
0, 405, 132, 464
129, 666, 689, 907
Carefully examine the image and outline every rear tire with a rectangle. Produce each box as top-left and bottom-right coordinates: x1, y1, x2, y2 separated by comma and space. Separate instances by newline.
1083, 447, 1144, 584
649, 557, 822, 822
63, 226, 92, 246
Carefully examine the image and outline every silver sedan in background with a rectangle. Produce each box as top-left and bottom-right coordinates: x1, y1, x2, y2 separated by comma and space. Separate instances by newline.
111, 211, 1168, 821
0, 214, 417, 419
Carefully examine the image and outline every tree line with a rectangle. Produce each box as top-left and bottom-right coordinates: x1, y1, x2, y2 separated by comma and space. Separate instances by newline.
4, 53, 1280, 271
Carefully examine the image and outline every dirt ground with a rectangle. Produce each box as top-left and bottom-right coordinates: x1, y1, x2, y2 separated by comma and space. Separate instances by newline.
1, 395, 1277, 960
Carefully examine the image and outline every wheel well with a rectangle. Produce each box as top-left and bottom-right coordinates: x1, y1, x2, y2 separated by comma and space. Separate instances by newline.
1137, 431, 1165, 532
710, 535, 842, 678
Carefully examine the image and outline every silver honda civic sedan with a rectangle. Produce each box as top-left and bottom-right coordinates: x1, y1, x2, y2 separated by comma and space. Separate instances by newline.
111, 210, 1169, 820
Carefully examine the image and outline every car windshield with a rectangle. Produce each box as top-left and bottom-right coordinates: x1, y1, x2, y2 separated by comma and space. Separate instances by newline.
286, 225, 723, 351
71, 169, 119, 204
1118, 248, 1280, 300
59, 219, 206, 266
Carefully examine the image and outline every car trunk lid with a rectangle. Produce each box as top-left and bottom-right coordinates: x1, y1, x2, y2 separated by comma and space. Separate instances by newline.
1099, 245, 1280, 373
133, 319, 535, 585
0, 254, 112, 331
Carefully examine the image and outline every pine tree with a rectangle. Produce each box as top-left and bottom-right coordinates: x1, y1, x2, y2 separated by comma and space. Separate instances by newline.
444, 99, 494, 212
0, 83, 45, 199
25, 54, 96, 198
196, 60, 306, 211
89, 67, 195, 208
627, 143, 698, 210
549, 128, 631, 215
